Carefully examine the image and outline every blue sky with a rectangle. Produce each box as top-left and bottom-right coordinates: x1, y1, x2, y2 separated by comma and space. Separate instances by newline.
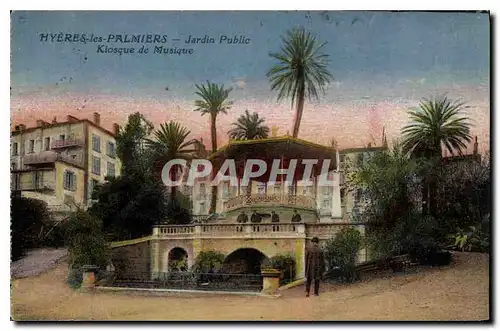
10, 11, 490, 150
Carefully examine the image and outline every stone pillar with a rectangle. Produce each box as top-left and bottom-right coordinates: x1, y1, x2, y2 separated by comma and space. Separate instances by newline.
295, 237, 306, 279
191, 225, 202, 269
261, 269, 281, 295
331, 172, 342, 219
150, 239, 160, 280
81, 265, 98, 288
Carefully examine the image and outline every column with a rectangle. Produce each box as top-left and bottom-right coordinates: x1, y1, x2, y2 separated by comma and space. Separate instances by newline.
295, 224, 306, 278
150, 239, 160, 280
191, 225, 202, 269
331, 172, 342, 219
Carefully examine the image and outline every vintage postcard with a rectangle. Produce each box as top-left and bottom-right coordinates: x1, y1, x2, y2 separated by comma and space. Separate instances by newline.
10, 10, 490, 322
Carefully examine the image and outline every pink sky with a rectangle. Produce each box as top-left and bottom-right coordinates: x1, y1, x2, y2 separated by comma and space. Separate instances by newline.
11, 91, 490, 155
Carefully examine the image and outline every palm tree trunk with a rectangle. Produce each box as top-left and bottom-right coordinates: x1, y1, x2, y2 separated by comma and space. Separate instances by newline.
292, 83, 305, 138
210, 112, 218, 213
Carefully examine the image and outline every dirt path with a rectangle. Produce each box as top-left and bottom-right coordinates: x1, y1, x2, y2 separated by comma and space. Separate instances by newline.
11, 252, 489, 321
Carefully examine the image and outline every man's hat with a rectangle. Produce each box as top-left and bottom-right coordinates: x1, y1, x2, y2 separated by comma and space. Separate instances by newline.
312, 237, 319, 243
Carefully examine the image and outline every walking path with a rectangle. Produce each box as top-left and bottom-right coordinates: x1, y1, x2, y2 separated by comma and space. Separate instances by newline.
11, 252, 489, 321
11, 248, 67, 279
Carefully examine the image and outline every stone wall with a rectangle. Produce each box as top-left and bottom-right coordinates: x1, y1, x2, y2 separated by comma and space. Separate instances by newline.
111, 239, 151, 281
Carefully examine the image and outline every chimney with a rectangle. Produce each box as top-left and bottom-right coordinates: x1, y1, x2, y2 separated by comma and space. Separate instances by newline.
113, 123, 120, 136
93, 112, 101, 126
473, 136, 478, 155
52, 116, 57, 124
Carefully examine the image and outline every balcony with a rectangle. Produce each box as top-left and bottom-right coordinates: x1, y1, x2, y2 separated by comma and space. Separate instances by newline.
224, 193, 316, 212
23, 151, 83, 168
51, 139, 84, 149
153, 222, 349, 240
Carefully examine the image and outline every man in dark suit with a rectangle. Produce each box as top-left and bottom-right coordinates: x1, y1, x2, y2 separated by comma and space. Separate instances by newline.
305, 237, 325, 297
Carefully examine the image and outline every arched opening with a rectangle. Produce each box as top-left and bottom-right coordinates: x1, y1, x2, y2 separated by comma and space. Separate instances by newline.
168, 247, 188, 272
222, 248, 267, 274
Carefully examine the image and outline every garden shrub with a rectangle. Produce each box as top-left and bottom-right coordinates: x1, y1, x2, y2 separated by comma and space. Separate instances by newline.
11, 195, 52, 261
192, 250, 225, 273
262, 253, 296, 285
325, 227, 363, 283
66, 209, 109, 287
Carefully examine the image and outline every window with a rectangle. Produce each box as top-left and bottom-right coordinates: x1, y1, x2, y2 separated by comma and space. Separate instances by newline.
59, 134, 65, 140
92, 135, 101, 152
89, 179, 99, 199
11, 163, 17, 171
63, 171, 76, 191
355, 188, 363, 204
32, 171, 41, 189
257, 183, 265, 194
222, 182, 229, 198
92, 156, 101, 175
322, 199, 330, 209
28, 140, 35, 153
199, 183, 206, 195
322, 186, 333, 195
106, 141, 116, 158
44, 137, 50, 151
107, 162, 115, 177
12, 142, 18, 156
199, 202, 206, 214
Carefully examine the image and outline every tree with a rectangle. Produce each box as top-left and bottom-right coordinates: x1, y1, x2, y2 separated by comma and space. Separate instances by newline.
401, 95, 472, 215
267, 27, 332, 138
147, 121, 200, 201
116, 112, 154, 178
11, 195, 52, 261
194, 81, 233, 213
228, 110, 270, 140
66, 208, 109, 288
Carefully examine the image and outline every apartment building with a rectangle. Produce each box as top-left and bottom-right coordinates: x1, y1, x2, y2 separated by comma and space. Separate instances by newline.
10, 112, 121, 217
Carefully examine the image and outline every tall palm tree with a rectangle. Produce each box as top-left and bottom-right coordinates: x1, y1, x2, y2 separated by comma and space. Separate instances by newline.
401, 95, 472, 215
267, 27, 333, 138
146, 121, 200, 202
194, 81, 233, 213
228, 110, 270, 140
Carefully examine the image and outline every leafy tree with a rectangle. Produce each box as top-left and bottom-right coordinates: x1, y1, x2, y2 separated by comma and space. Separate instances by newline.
325, 227, 363, 283
194, 81, 233, 213
192, 251, 226, 273
116, 112, 154, 178
11, 195, 52, 261
66, 209, 109, 288
267, 27, 332, 138
228, 110, 270, 140
401, 95, 472, 215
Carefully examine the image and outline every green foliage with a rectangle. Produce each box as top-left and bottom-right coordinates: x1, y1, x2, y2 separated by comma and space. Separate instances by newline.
11, 195, 52, 261
262, 253, 296, 285
228, 110, 270, 140
325, 227, 363, 283
192, 251, 225, 273
267, 27, 332, 137
67, 209, 109, 269
116, 112, 154, 177
401, 95, 472, 158
42, 218, 69, 248
89, 174, 169, 240
449, 221, 490, 253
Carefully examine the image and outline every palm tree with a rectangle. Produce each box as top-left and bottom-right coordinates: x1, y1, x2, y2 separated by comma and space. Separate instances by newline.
146, 121, 200, 202
402, 95, 472, 158
228, 110, 270, 140
267, 27, 333, 138
401, 95, 472, 215
194, 81, 233, 213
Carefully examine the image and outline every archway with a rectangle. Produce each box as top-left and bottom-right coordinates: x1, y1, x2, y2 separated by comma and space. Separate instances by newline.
168, 247, 188, 272
222, 248, 267, 274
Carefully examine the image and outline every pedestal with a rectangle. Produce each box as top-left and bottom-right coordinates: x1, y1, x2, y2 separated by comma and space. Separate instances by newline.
261, 269, 281, 295
81, 265, 99, 288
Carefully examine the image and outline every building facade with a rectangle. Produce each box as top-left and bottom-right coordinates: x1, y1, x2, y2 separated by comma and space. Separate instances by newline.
10, 112, 121, 218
